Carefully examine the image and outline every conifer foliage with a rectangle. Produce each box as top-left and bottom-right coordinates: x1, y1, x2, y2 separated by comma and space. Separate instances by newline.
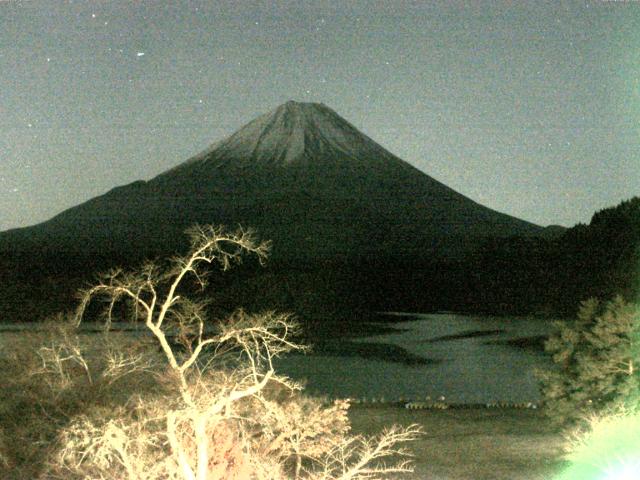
537, 296, 640, 426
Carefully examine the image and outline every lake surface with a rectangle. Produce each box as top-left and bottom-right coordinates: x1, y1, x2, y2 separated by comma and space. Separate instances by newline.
273, 313, 556, 404
0, 313, 557, 404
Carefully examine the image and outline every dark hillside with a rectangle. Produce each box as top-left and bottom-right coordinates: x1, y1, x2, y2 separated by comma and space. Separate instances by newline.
469, 197, 640, 315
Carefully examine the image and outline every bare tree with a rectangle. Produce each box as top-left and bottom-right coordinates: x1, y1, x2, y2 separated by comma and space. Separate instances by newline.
33, 225, 422, 479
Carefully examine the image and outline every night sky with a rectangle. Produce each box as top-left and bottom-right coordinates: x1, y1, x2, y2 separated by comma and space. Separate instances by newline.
2, 0, 639, 232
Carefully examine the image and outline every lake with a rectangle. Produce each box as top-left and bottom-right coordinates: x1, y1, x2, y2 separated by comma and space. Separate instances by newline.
273, 313, 557, 404
0, 313, 557, 405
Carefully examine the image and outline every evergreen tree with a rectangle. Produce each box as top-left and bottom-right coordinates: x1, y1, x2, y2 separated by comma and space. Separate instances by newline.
536, 296, 640, 426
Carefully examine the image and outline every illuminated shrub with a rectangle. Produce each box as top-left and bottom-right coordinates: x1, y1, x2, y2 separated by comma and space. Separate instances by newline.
536, 296, 640, 427
554, 405, 640, 480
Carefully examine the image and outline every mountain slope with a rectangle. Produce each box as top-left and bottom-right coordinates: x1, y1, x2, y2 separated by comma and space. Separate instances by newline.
0, 101, 542, 264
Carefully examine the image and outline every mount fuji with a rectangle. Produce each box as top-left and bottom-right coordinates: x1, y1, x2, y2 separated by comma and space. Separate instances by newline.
0, 101, 557, 318
2, 101, 543, 266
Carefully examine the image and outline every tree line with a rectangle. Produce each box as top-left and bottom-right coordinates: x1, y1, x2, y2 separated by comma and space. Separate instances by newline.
469, 196, 640, 316
1, 197, 638, 322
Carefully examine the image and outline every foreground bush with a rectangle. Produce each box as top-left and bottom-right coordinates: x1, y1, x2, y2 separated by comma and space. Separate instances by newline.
0, 225, 421, 479
0, 316, 162, 478
536, 296, 640, 427
554, 404, 640, 479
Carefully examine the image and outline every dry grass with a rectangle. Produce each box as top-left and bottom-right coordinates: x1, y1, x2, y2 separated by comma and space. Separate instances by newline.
348, 405, 568, 480
0, 322, 165, 479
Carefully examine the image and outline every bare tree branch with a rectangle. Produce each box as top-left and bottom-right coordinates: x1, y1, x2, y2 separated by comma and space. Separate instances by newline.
37, 224, 422, 480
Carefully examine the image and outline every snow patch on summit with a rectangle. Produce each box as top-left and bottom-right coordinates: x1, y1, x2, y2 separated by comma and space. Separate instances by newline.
171, 101, 404, 172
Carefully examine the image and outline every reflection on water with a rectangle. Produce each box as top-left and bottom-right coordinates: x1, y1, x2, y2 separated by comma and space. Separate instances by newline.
273, 313, 556, 404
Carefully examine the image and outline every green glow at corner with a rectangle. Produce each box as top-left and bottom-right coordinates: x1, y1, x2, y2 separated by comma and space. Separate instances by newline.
602, 462, 640, 480
553, 377, 640, 479
555, 460, 640, 480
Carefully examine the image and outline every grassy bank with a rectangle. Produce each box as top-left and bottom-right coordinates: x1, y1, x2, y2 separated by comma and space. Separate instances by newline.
348, 404, 568, 480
